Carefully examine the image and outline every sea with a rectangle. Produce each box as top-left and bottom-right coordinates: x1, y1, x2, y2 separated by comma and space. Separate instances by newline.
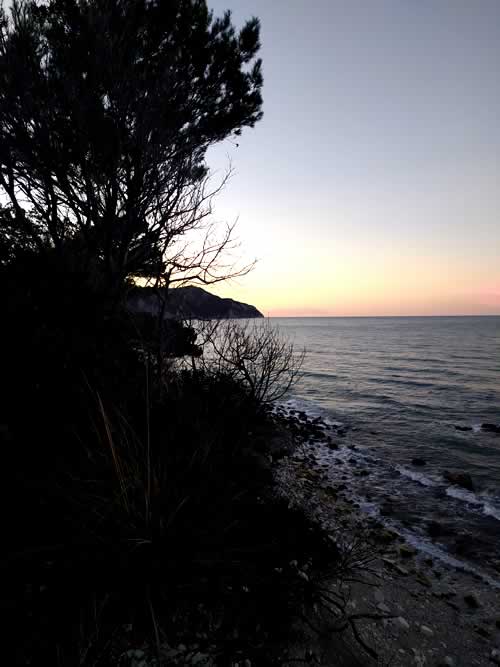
271, 316, 500, 580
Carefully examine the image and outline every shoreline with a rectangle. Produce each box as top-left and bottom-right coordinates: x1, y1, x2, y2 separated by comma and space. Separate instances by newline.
273, 408, 500, 666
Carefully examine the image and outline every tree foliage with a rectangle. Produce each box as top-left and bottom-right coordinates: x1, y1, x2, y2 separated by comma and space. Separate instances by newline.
0, 0, 263, 296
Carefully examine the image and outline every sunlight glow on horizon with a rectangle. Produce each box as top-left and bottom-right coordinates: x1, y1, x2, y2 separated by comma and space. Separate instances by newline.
205, 1, 500, 317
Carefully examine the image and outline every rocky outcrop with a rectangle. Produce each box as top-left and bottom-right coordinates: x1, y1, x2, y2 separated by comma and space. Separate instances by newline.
128, 285, 264, 320
443, 471, 474, 492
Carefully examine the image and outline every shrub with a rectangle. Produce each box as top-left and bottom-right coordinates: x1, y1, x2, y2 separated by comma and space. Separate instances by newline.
197, 318, 305, 405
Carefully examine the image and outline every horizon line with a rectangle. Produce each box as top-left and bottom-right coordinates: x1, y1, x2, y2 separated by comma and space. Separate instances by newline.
263, 313, 500, 318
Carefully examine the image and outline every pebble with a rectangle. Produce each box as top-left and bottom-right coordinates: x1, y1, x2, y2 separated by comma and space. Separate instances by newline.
491, 649, 500, 665
394, 616, 410, 631
420, 624, 433, 637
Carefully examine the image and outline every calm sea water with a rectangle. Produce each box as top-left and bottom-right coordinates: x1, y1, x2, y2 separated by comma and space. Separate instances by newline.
272, 316, 500, 574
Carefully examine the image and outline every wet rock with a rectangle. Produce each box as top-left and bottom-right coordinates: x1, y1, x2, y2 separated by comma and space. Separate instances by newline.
443, 471, 474, 492
416, 572, 432, 588
453, 533, 475, 556
380, 502, 394, 517
399, 544, 417, 558
411, 457, 427, 466
427, 520, 444, 538
464, 593, 481, 609
481, 423, 500, 435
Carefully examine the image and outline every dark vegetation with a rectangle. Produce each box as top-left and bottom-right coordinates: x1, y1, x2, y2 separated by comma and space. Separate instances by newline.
0, 1, 371, 664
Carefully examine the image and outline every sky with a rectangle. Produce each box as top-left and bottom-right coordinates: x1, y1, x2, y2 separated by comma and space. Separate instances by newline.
205, 0, 500, 316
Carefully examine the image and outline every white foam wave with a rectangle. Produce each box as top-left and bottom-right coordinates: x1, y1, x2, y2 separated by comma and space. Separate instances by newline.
484, 504, 500, 521
446, 486, 500, 522
395, 466, 438, 487
381, 521, 500, 589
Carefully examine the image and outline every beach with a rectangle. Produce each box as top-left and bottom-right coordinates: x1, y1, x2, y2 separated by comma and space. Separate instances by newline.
274, 407, 500, 666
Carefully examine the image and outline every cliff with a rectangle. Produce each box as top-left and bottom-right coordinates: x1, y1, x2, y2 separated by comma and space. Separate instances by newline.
128, 285, 264, 320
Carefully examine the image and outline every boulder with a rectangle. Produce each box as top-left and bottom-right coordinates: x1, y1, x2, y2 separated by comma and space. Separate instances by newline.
411, 457, 427, 466
443, 471, 474, 491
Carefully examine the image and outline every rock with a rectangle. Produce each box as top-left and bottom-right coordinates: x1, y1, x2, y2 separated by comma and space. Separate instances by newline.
443, 471, 474, 492
399, 544, 417, 558
380, 502, 394, 517
491, 649, 500, 665
427, 520, 444, 538
377, 602, 391, 614
416, 572, 432, 588
464, 593, 481, 608
394, 616, 410, 631
412, 457, 427, 466
481, 423, 500, 435
382, 558, 409, 576
420, 624, 433, 637
455, 425, 472, 432
374, 589, 385, 603
376, 529, 398, 544
496, 619, 500, 629
474, 625, 490, 638
437, 658, 455, 667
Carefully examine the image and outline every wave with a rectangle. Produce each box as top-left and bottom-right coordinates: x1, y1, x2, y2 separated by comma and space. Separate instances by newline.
445, 486, 500, 522
379, 518, 500, 590
395, 465, 438, 487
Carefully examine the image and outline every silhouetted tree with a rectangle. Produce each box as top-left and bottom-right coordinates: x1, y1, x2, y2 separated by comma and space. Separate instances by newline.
0, 0, 263, 301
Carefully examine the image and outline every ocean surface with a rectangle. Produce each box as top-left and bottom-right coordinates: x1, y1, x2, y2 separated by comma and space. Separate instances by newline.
272, 316, 500, 577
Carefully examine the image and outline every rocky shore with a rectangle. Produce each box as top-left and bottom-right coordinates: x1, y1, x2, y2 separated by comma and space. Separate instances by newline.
273, 407, 500, 666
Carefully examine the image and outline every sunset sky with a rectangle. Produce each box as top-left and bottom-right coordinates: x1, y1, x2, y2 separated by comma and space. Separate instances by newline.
206, 0, 500, 316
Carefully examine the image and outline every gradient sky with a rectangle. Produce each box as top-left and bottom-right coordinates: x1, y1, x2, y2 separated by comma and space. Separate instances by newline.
205, 0, 500, 316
